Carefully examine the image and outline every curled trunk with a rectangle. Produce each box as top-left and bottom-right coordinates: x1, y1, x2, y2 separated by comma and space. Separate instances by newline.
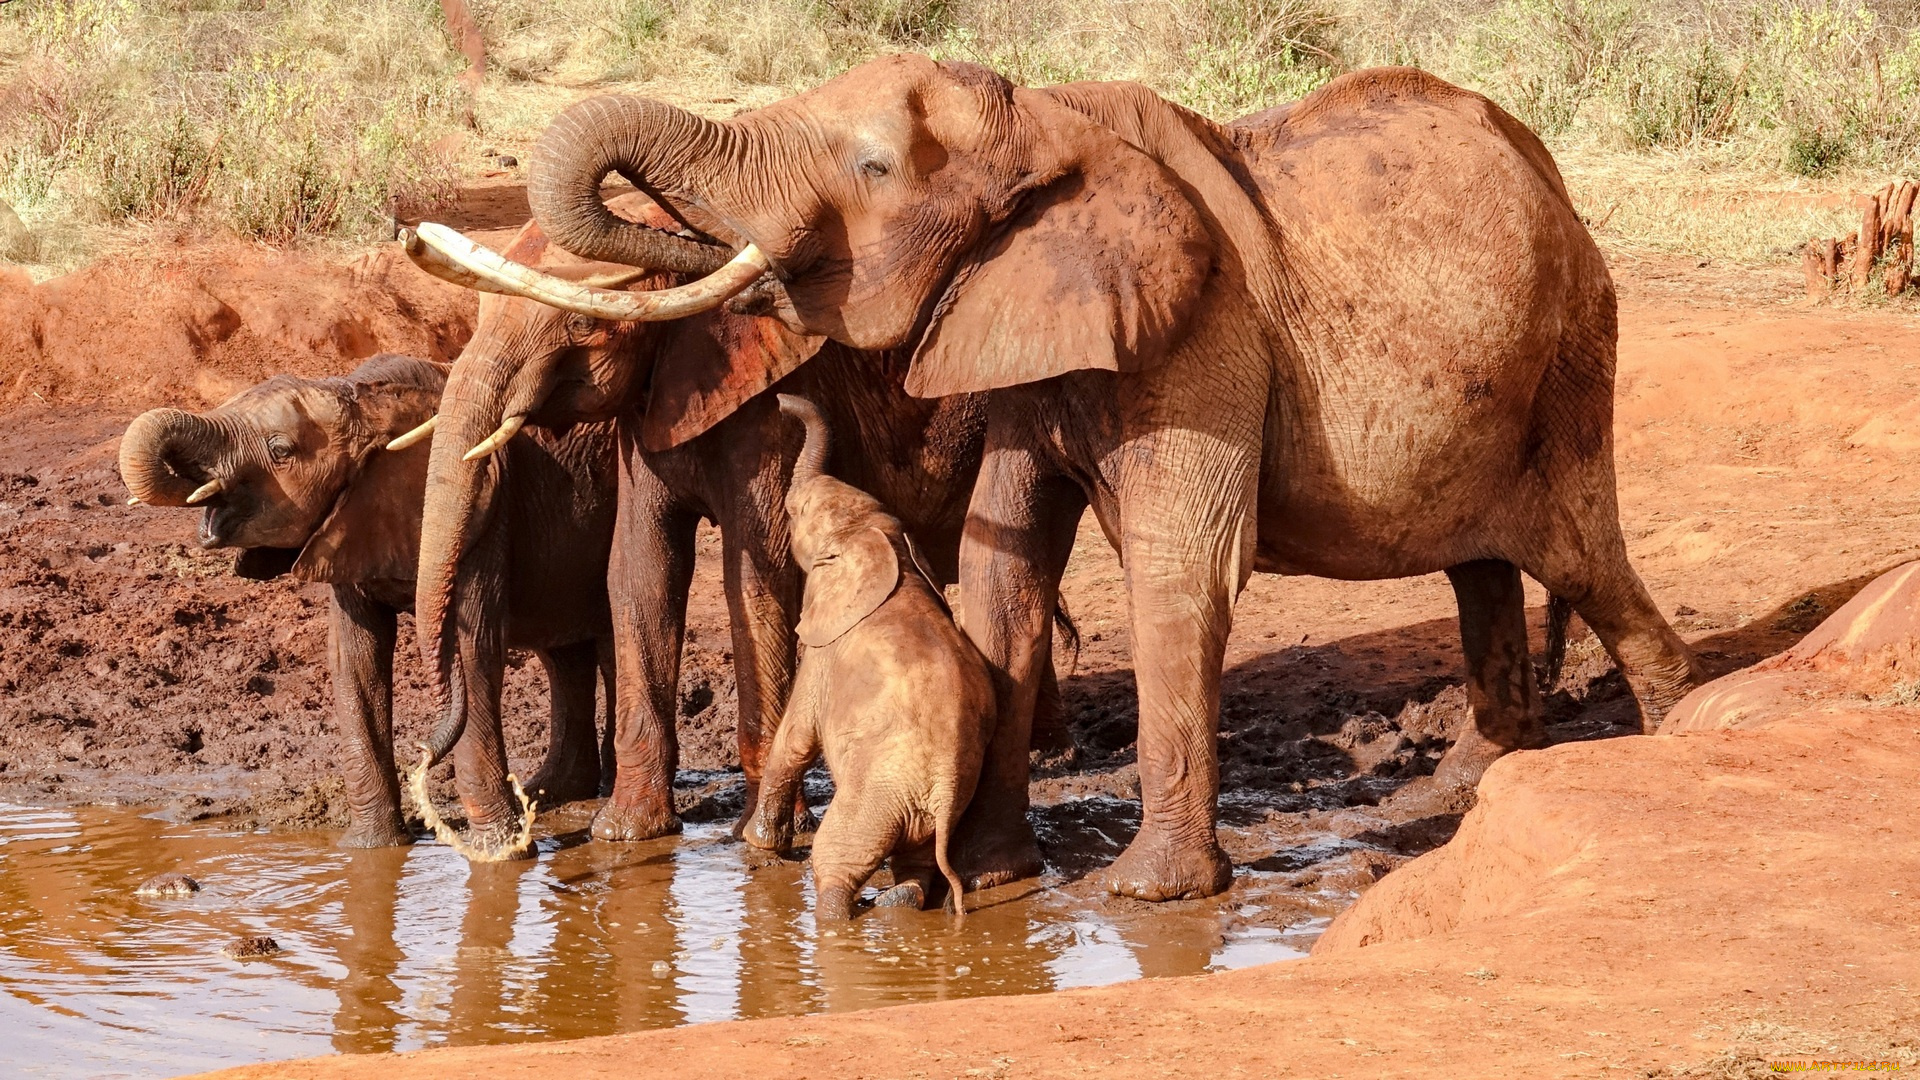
778, 394, 830, 487
528, 96, 736, 272
119, 409, 224, 506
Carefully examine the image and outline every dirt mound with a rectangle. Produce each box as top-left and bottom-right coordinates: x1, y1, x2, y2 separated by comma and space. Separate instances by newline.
0, 244, 475, 411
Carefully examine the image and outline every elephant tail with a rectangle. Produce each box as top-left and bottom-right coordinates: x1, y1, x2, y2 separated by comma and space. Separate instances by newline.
934, 802, 965, 924
777, 394, 830, 487
1540, 593, 1574, 691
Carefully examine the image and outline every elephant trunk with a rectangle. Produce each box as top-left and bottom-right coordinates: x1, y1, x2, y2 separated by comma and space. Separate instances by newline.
529, 96, 738, 273
118, 408, 225, 506
413, 362, 505, 748
777, 394, 830, 487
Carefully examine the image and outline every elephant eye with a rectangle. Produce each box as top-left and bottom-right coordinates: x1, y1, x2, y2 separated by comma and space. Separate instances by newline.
859, 157, 890, 179
565, 312, 599, 339
266, 436, 295, 465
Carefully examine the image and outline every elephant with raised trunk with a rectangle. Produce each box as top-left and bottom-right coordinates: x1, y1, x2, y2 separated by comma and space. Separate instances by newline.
118, 355, 617, 851
399, 193, 1041, 844
409, 56, 1702, 901
743, 396, 992, 921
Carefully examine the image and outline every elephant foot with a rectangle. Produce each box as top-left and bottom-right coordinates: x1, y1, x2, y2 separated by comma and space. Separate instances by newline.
1099, 827, 1232, 901
732, 792, 818, 846
1429, 720, 1541, 792
338, 815, 414, 849
952, 810, 1043, 892
454, 818, 539, 862
874, 881, 926, 909
591, 799, 682, 842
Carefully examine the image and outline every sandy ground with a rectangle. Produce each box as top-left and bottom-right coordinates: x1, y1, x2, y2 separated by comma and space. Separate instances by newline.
4, 233, 1920, 1073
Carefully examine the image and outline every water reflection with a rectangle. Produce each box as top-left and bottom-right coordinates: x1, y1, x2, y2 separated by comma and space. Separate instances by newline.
0, 804, 1326, 1078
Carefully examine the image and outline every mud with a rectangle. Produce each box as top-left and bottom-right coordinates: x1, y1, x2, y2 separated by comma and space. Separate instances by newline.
0, 801, 1325, 1078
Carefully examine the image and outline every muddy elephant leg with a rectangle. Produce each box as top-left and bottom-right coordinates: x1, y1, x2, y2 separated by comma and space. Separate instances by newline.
741, 669, 819, 853
330, 586, 411, 848
1531, 536, 1700, 733
1431, 560, 1548, 788
446, 540, 526, 847
596, 639, 617, 797
593, 467, 699, 842
523, 641, 603, 806
1097, 421, 1258, 902
953, 426, 1086, 891
1028, 636, 1074, 758
718, 509, 802, 838
810, 797, 899, 921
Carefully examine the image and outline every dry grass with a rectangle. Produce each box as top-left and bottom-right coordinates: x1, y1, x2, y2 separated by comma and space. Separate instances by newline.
4, 0, 1920, 275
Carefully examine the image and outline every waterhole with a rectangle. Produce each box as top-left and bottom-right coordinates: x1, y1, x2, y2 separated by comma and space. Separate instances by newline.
0, 797, 1340, 1078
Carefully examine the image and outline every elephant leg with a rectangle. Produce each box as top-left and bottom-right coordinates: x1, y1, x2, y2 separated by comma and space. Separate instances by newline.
810, 797, 899, 921
718, 507, 803, 839
878, 841, 939, 910
1028, 635, 1074, 759
593, 470, 700, 842
1431, 560, 1547, 789
952, 432, 1086, 891
446, 542, 526, 849
329, 586, 411, 848
1530, 535, 1700, 733
741, 668, 819, 853
596, 638, 617, 797
1097, 423, 1258, 902
523, 641, 603, 806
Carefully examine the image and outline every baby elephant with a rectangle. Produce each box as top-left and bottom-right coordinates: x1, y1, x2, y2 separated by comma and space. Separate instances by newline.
744, 394, 995, 920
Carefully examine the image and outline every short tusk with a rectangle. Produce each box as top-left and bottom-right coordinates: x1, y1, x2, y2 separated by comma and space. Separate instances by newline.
386, 415, 437, 451
463, 415, 525, 462
185, 478, 223, 505
403, 222, 768, 322
126, 496, 141, 506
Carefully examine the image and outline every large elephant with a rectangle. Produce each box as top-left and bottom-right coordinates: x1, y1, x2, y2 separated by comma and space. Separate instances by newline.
401, 194, 1006, 842
117, 355, 617, 850
411, 58, 1702, 901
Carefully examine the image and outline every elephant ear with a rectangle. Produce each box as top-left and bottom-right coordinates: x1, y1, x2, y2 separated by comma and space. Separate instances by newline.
291, 440, 429, 584
797, 526, 900, 648
640, 310, 826, 452
906, 88, 1213, 398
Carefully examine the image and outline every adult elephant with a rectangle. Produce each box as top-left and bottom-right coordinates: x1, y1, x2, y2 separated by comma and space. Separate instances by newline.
401, 193, 1019, 842
411, 58, 1700, 900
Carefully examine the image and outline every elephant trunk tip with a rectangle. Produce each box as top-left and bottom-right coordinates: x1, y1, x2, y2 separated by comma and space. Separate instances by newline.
777, 394, 830, 487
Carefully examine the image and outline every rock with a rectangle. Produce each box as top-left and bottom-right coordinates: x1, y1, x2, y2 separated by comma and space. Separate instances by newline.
496, 154, 518, 168
221, 935, 280, 959
135, 872, 201, 896
0, 201, 33, 263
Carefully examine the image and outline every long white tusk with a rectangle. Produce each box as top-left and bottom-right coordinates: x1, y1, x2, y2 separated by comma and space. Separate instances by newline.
402, 222, 769, 322
386, 415, 438, 451
463, 414, 525, 462
185, 478, 223, 505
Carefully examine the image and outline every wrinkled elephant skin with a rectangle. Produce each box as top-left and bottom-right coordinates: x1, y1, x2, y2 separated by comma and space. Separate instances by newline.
118, 356, 617, 849
517, 59, 1702, 900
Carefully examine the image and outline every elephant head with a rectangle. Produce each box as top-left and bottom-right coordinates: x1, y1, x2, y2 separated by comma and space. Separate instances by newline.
400, 194, 822, 752
405, 56, 1215, 409
117, 355, 446, 584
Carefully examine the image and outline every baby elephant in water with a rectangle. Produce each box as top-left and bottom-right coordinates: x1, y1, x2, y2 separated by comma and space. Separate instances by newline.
744, 394, 995, 921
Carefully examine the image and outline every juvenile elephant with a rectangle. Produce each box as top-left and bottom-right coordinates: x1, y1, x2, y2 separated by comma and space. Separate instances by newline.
117, 355, 617, 850
743, 396, 990, 920
410, 58, 1703, 900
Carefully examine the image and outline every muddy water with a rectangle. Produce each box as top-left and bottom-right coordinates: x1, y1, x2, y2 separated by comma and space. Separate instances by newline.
0, 799, 1327, 1078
